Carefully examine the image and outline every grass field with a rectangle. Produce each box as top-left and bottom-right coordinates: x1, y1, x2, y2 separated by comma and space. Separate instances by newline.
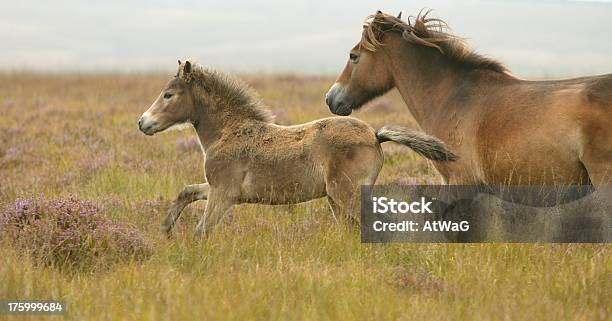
0, 72, 609, 321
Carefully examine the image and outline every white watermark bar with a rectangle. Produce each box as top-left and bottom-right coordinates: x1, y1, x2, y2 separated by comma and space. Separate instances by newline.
0, 300, 66, 315
360, 185, 611, 243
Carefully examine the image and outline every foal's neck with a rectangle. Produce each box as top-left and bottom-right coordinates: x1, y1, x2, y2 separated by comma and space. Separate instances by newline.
191, 85, 270, 151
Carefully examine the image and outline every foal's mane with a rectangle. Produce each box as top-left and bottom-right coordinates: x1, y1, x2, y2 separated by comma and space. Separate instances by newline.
180, 62, 273, 122
362, 10, 506, 73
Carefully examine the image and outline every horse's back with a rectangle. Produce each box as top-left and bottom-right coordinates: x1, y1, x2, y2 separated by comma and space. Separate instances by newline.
584, 74, 612, 106
528, 73, 612, 106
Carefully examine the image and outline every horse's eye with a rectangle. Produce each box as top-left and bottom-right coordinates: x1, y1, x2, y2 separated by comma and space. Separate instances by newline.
163, 93, 173, 99
349, 53, 359, 63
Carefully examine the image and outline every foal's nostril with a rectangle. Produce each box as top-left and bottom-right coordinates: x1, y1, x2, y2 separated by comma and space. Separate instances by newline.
138, 118, 143, 128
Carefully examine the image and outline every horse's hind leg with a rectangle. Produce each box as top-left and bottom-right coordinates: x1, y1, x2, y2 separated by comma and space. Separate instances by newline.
163, 183, 209, 235
581, 157, 612, 186
580, 157, 612, 219
580, 118, 612, 186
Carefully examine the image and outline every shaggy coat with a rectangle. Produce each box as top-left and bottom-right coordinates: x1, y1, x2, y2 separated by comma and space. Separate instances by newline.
138, 61, 455, 237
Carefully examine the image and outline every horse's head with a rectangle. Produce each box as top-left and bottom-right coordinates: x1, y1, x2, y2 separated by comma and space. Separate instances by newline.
325, 11, 398, 116
138, 60, 196, 135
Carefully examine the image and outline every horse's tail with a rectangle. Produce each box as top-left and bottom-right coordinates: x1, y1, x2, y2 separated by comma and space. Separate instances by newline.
376, 126, 458, 162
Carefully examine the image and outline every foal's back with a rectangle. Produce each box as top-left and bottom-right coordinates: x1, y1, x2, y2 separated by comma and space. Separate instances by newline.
204, 116, 383, 205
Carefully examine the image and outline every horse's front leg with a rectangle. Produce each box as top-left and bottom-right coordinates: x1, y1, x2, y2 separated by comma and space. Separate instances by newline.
162, 183, 209, 235
194, 189, 236, 238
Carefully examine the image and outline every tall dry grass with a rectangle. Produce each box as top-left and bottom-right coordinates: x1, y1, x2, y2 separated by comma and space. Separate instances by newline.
0, 72, 609, 321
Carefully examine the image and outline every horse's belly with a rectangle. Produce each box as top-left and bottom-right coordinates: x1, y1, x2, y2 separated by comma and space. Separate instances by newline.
481, 155, 590, 185
477, 107, 591, 185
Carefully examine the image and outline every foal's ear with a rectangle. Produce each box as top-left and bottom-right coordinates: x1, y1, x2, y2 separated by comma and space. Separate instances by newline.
397, 11, 402, 19
183, 61, 192, 75
178, 59, 182, 65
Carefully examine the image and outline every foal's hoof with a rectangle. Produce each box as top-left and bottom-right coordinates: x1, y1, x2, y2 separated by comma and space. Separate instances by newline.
161, 224, 173, 237
193, 229, 209, 240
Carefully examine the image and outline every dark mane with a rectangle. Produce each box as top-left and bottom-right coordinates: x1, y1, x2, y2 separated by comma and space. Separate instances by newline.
362, 10, 507, 73
180, 62, 274, 122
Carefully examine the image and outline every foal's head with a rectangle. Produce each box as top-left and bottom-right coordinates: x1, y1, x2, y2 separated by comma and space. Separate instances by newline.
139, 60, 271, 135
138, 61, 196, 135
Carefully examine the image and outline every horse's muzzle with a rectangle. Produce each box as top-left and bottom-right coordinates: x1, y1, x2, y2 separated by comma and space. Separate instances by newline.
325, 83, 353, 116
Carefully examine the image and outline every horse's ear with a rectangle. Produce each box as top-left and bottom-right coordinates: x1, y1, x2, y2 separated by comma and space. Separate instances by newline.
183, 61, 192, 75
376, 10, 382, 14
178, 59, 182, 65
397, 11, 402, 19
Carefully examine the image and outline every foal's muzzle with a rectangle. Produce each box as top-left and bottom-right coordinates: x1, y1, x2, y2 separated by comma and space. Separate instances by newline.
325, 83, 353, 116
138, 114, 157, 136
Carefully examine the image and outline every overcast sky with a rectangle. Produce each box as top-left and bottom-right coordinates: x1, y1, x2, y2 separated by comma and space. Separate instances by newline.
1, 0, 611, 77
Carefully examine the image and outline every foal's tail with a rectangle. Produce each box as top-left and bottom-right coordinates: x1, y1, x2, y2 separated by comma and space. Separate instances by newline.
376, 126, 458, 161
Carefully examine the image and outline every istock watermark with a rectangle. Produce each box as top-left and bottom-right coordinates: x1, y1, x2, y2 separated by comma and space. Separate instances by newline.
371, 196, 469, 233
372, 197, 434, 214
360, 185, 611, 243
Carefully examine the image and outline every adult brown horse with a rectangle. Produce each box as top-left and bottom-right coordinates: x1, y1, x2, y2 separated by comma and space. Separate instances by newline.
326, 10, 612, 187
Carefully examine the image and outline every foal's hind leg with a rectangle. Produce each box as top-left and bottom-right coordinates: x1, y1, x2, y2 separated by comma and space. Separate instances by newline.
194, 189, 236, 238
325, 174, 363, 227
325, 146, 383, 226
163, 183, 209, 235
326, 195, 358, 227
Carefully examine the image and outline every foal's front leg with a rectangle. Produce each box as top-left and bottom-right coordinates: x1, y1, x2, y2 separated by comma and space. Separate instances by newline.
163, 183, 209, 234
194, 189, 236, 238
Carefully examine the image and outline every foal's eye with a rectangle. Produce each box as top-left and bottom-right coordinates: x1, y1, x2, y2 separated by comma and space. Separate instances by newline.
349, 53, 359, 63
163, 93, 173, 99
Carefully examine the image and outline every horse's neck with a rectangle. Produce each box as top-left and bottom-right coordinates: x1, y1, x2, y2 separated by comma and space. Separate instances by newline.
385, 43, 462, 128
389, 41, 506, 133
